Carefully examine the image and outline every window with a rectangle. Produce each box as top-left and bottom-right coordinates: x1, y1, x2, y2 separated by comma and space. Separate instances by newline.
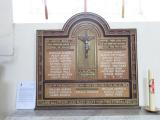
12, 0, 160, 23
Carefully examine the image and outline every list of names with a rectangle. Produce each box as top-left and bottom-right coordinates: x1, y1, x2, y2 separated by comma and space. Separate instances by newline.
98, 38, 129, 79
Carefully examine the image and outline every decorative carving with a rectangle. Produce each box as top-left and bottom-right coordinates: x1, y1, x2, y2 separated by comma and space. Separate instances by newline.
36, 12, 138, 109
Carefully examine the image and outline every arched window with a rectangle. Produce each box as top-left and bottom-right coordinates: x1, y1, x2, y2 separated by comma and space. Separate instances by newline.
12, 0, 160, 23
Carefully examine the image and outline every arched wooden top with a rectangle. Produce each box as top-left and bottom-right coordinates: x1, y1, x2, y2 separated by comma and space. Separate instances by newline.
62, 12, 110, 36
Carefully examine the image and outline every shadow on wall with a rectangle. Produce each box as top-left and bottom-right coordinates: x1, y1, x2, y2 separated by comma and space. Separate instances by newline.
0, 65, 12, 118
143, 77, 147, 107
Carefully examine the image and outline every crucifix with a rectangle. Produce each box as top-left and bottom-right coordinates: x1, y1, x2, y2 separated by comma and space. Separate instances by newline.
78, 31, 95, 58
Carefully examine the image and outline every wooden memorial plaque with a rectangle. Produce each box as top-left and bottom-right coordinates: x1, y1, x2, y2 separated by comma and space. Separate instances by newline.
36, 12, 138, 109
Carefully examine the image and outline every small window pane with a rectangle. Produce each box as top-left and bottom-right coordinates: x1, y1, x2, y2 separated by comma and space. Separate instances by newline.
12, 0, 160, 23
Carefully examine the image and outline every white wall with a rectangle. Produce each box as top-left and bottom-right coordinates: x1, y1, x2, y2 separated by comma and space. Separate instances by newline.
0, 22, 160, 116
0, 0, 13, 118
0, 0, 13, 56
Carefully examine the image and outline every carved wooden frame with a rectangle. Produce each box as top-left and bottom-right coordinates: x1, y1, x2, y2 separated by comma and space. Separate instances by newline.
36, 12, 138, 109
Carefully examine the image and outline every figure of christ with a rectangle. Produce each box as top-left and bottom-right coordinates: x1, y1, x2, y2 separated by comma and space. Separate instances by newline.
78, 31, 95, 58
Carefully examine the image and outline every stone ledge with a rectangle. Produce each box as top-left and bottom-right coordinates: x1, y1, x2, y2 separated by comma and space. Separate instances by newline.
4, 108, 160, 120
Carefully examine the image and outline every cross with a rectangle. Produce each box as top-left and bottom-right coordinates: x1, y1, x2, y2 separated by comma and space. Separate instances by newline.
78, 31, 95, 58
149, 79, 155, 94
